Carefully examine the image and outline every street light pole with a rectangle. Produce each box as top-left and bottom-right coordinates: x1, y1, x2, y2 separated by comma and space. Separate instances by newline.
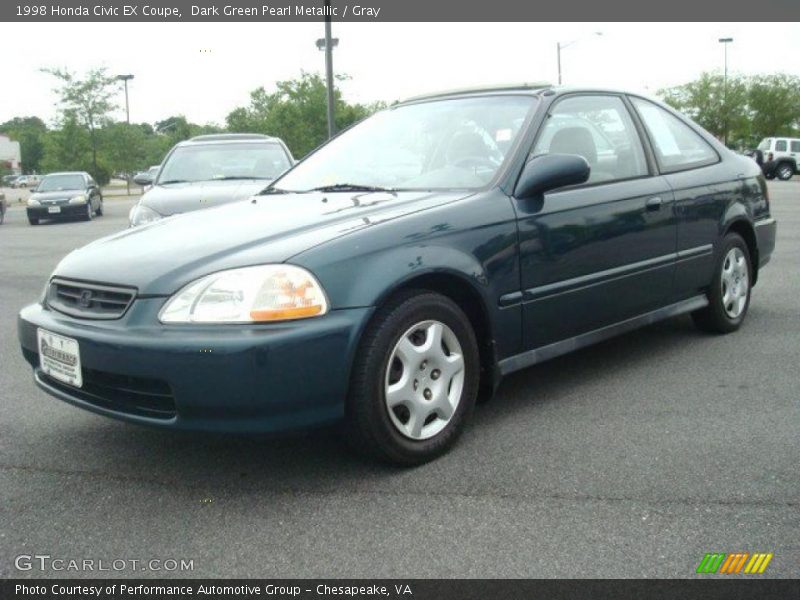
324, 5, 335, 138
557, 42, 562, 85
116, 74, 134, 194
116, 74, 134, 124
556, 32, 602, 86
718, 37, 733, 146
315, 1, 339, 139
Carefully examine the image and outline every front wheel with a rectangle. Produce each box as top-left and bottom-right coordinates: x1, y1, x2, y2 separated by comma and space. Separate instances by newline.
345, 290, 480, 466
692, 233, 752, 333
83, 202, 93, 221
777, 163, 795, 181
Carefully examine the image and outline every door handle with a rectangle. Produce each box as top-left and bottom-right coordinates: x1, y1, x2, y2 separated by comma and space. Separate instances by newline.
646, 197, 663, 211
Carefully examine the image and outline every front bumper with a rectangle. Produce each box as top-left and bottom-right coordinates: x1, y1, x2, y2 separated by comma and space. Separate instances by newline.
27, 204, 87, 219
755, 216, 777, 270
18, 299, 372, 433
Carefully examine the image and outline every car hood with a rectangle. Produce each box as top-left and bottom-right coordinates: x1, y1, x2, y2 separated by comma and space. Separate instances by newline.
53, 190, 470, 295
141, 180, 273, 215
31, 189, 84, 202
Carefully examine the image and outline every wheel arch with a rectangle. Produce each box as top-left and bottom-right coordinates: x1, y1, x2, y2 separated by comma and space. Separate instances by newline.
372, 269, 499, 402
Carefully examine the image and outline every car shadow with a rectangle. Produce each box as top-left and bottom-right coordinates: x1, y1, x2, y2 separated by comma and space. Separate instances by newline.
23, 313, 712, 492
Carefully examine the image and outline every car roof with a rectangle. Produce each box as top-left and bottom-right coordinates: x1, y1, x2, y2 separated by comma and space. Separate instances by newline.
398, 84, 659, 106
177, 133, 281, 146
43, 171, 88, 177
401, 83, 553, 104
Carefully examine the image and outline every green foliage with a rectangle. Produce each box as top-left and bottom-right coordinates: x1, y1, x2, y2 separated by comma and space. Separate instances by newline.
40, 111, 92, 173
226, 72, 384, 158
0, 116, 47, 173
659, 72, 800, 147
42, 66, 118, 172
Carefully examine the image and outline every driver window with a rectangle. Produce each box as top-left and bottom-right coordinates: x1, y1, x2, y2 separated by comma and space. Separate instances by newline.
532, 95, 648, 184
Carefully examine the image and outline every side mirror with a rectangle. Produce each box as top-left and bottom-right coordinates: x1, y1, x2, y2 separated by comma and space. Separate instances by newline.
514, 154, 590, 199
133, 173, 153, 186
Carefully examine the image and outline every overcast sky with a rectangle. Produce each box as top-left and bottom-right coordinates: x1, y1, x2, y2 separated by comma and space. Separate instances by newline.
1, 22, 799, 126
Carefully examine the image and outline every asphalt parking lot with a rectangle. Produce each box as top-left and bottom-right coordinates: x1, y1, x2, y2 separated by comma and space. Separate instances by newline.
0, 184, 798, 579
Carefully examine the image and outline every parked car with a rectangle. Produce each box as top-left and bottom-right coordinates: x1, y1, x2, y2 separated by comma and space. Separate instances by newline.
0, 191, 6, 225
2, 174, 20, 187
132, 165, 160, 191
18, 86, 777, 465
757, 137, 799, 180
26, 172, 103, 225
12, 175, 35, 188
128, 134, 294, 227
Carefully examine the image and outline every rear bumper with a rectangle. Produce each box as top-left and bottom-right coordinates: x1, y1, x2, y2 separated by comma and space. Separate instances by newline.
755, 217, 777, 270
18, 300, 372, 433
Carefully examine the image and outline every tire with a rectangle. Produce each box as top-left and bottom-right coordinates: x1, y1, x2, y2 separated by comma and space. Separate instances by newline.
28, 216, 39, 225
83, 202, 93, 221
692, 232, 752, 334
345, 289, 480, 466
776, 162, 795, 181
95, 200, 103, 216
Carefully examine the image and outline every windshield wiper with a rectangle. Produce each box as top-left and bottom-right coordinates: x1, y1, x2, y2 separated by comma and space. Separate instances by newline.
259, 186, 291, 195
308, 183, 397, 194
159, 179, 188, 185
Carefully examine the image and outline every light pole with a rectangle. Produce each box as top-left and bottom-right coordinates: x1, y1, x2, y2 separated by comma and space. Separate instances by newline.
557, 32, 602, 85
116, 74, 134, 194
718, 37, 733, 146
116, 74, 134, 124
315, 0, 338, 139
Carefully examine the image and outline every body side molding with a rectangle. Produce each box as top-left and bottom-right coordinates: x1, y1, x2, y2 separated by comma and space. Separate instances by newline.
498, 294, 709, 375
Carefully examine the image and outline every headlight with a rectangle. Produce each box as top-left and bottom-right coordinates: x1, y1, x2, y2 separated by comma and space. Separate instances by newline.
129, 203, 162, 227
27, 198, 41, 207
68, 194, 86, 205
159, 265, 329, 324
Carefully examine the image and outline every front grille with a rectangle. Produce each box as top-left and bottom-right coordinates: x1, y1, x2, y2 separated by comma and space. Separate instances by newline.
38, 368, 176, 420
47, 278, 136, 320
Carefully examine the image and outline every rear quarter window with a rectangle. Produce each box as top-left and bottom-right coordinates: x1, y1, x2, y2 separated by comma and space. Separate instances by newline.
631, 97, 719, 173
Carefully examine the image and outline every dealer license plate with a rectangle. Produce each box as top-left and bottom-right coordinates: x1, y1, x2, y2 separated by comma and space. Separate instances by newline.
38, 328, 82, 388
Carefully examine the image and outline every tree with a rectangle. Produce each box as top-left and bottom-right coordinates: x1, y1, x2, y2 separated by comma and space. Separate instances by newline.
659, 72, 800, 148
0, 116, 47, 173
660, 72, 748, 146
747, 74, 800, 141
40, 110, 93, 175
42, 67, 118, 178
226, 72, 383, 158
155, 115, 223, 145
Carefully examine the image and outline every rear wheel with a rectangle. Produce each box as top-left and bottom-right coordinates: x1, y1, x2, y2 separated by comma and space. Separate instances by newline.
777, 162, 795, 181
345, 290, 480, 466
692, 233, 752, 333
95, 199, 103, 216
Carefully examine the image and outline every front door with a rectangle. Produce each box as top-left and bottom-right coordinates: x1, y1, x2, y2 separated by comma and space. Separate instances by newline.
514, 94, 677, 351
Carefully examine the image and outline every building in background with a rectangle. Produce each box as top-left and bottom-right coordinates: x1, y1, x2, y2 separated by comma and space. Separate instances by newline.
0, 134, 22, 174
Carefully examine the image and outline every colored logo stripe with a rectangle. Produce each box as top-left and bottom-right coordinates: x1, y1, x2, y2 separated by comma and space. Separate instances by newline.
697, 554, 726, 573
744, 553, 773, 574
696, 552, 773, 574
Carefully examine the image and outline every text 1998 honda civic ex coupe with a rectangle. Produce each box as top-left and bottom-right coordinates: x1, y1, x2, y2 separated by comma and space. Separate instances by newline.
18, 85, 777, 465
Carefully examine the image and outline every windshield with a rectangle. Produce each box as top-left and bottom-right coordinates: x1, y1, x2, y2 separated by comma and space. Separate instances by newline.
157, 142, 291, 184
274, 95, 536, 192
37, 174, 84, 192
